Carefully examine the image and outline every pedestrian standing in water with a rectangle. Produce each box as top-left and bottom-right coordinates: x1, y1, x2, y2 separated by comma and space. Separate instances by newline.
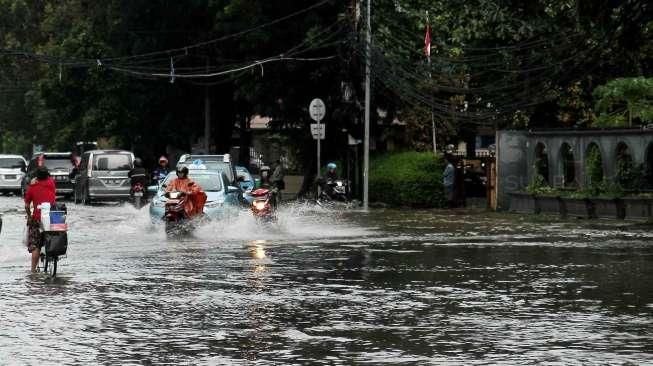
443, 154, 456, 208
271, 159, 285, 201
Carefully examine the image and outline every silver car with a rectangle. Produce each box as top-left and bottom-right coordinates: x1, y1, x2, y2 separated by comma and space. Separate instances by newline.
74, 150, 134, 204
0, 154, 27, 195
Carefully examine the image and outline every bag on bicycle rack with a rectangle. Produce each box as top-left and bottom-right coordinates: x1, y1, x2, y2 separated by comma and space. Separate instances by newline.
42, 232, 68, 256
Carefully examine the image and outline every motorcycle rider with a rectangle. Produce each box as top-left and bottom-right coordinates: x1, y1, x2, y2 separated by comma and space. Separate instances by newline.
151, 156, 170, 185
258, 165, 272, 188
325, 162, 338, 181
24, 167, 56, 272
165, 166, 207, 218
318, 162, 340, 199
128, 158, 149, 198
257, 165, 278, 208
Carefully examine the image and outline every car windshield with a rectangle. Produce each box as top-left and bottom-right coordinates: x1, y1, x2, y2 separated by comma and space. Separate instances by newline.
0, 158, 25, 169
236, 170, 252, 182
43, 159, 72, 170
93, 154, 132, 171
163, 174, 222, 192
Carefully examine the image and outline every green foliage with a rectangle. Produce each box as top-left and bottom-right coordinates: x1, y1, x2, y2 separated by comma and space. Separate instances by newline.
593, 77, 653, 127
0, 130, 31, 155
373, 0, 653, 135
369, 151, 444, 207
0, 0, 348, 166
616, 158, 644, 191
585, 144, 603, 187
525, 174, 558, 196
561, 179, 624, 199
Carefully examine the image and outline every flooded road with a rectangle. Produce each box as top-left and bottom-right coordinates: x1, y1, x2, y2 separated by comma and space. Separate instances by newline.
1, 195, 652, 364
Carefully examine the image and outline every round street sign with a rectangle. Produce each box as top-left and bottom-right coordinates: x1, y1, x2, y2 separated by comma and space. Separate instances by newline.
309, 98, 326, 122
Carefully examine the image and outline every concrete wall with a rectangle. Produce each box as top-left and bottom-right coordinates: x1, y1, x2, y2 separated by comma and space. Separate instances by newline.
530, 130, 653, 187
497, 129, 653, 210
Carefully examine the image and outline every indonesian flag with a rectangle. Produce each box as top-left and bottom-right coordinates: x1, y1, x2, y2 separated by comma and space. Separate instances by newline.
424, 24, 431, 58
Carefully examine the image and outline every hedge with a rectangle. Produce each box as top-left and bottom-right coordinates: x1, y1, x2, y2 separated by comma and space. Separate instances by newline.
369, 151, 445, 207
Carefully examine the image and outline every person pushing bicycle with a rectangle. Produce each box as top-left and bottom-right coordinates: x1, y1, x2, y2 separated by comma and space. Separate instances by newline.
24, 167, 56, 272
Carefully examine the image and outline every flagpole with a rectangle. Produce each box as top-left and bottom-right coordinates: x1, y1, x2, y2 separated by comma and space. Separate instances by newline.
426, 11, 437, 155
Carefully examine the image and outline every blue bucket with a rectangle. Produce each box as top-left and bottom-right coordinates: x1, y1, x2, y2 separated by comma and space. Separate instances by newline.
50, 211, 66, 224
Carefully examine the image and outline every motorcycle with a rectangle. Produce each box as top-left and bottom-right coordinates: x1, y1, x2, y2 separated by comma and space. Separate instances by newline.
250, 188, 276, 223
319, 179, 350, 202
131, 182, 146, 209
163, 191, 189, 235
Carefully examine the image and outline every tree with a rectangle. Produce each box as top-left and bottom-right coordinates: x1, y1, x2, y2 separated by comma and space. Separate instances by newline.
593, 77, 653, 127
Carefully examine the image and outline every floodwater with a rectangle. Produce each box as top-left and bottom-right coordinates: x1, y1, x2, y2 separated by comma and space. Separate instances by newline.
0, 195, 652, 365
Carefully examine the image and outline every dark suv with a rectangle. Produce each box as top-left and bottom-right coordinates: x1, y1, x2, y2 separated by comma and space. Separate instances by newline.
22, 152, 75, 197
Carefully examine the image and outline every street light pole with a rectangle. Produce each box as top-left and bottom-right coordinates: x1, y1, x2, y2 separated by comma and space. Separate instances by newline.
363, 0, 371, 211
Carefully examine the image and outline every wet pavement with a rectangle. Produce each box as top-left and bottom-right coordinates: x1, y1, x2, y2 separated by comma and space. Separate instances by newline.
1, 195, 652, 365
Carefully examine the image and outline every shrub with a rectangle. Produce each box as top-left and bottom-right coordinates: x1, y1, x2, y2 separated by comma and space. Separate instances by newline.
525, 174, 558, 196
369, 151, 445, 207
585, 145, 603, 187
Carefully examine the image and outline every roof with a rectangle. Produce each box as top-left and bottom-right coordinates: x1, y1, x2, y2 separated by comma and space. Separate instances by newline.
179, 154, 228, 162
0, 154, 26, 159
31, 152, 72, 158
82, 149, 132, 155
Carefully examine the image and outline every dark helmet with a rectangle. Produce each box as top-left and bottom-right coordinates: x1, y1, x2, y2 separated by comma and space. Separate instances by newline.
176, 166, 189, 177
36, 166, 50, 180
133, 158, 143, 168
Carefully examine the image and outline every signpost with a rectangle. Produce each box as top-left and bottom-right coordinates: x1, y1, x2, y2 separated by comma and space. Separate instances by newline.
310, 123, 325, 139
309, 98, 326, 179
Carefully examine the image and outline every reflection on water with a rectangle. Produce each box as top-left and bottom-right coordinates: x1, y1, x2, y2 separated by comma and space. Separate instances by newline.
0, 196, 652, 364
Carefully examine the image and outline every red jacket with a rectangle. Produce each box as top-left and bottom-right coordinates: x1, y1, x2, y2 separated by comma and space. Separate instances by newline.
25, 178, 56, 220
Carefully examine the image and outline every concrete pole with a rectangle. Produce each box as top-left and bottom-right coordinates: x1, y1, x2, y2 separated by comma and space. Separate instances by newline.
363, 0, 371, 210
317, 117, 321, 179
204, 60, 211, 153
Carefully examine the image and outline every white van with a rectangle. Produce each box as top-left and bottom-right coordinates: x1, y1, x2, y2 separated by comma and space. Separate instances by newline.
0, 154, 27, 195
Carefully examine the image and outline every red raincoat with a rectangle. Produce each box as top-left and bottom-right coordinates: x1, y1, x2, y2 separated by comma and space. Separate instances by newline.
165, 178, 207, 218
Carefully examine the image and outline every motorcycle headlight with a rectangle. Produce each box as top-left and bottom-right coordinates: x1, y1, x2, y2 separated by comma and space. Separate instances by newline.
254, 201, 267, 210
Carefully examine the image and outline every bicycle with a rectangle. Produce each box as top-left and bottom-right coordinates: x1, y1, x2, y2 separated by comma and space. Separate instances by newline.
36, 207, 68, 278
39, 248, 59, 277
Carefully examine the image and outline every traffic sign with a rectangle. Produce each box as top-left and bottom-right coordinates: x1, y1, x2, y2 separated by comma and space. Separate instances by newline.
310, 123, 325, 139
309, 98, 326, 122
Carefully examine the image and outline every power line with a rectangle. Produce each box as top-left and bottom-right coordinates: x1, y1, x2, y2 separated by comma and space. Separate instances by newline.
101, 0, 334, 63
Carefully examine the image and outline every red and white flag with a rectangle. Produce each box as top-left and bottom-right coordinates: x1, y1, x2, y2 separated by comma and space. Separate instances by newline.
424, 24, 431, 58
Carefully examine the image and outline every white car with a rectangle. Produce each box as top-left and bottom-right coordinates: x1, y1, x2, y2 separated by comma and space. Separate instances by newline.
0, 154, 27, 195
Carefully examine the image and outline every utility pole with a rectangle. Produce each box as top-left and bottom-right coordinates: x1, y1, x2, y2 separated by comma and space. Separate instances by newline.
204, 60, 211, 154
426, 11, 436, 155
363, 0, 371, 211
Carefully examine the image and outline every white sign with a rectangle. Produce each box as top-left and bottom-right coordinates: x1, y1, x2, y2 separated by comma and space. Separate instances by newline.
309, 98, 326, 122
310, 123, 325, 139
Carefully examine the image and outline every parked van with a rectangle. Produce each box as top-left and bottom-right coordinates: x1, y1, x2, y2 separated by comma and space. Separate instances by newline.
21, 152, 74, 197
0, 154, 27, 195
74, 150, 134, 204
